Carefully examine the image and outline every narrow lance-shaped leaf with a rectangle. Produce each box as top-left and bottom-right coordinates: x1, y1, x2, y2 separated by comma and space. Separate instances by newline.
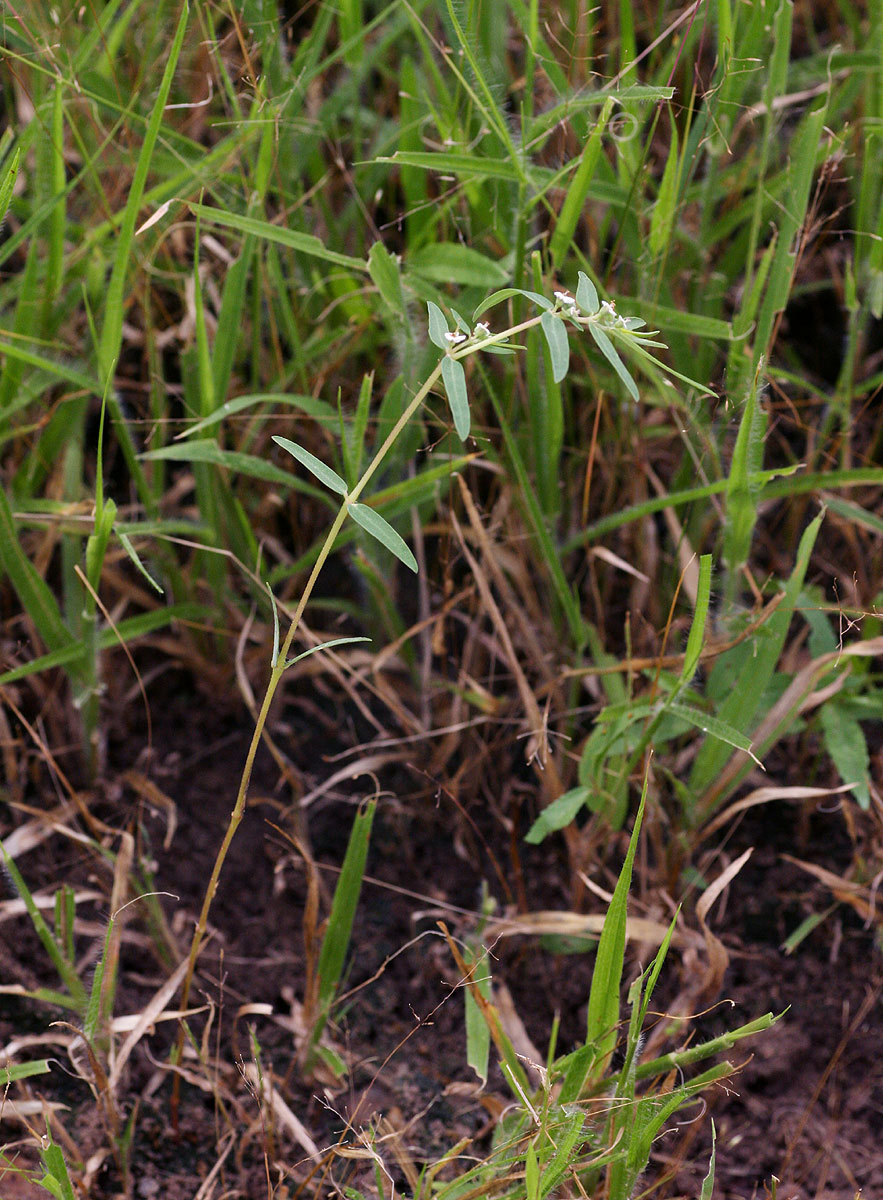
540, 311, 570, 383
587, 322, 639, 402
441, 354, 470, 440
348, 502, 418, 572
273, 435, 348, 496
473, 287, 554, 319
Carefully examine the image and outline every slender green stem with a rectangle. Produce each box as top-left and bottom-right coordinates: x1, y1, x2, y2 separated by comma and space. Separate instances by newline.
172, 307, 556, 1116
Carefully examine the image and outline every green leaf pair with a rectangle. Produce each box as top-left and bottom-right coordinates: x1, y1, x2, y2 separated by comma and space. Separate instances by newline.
272, 435, 417, 573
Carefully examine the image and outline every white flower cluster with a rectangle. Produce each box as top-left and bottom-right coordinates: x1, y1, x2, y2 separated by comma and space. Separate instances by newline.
554, 289, 580, 317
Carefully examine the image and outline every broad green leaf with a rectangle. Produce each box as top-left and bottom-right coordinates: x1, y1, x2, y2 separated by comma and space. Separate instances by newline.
348, 502, 418, 572
272, 436, 348, 495
689, 510, 824, 800
144, 441, 315, 495
368, 241, 406, 317
541, 311, 570, 383
642, 302, 733, 341
427, 300, 449, 349
464, 947, 491, 1084
525, 786, 591, 844
0, 487, 75, 658
409, 243, 508, 287
819, 703, 870, 809
549, 95, 613, 268
441, 355, 470, 439
576, 271, 600, 315
587, 323, 639, 401
724, 366, 767, 574
40, 1136, 77, 1200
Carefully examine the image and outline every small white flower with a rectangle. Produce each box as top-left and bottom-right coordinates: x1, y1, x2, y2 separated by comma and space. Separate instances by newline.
473, 321, 491, 337
444, 330, 467, 344
554, 290, 574, 305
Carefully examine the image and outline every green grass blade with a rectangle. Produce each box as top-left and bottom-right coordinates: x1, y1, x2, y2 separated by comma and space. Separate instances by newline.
0, 488, 75, 657
0, 845, 86, 1010
689, 510, 825, 808
585, 769, 650, 1083
96, 1, 190, 504
681, 555, 713, 684
313, 800, 376, 1025
186, 203, 368, 273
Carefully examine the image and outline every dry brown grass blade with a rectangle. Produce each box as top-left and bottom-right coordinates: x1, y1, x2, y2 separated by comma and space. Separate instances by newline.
560, 591, 786, 680
695, 847, 754, 1001
121, 770, 178, 850
695, 635, 883, 822
297, 752, 408, 809
781, 855, 874, 921
491, 978, 544, 1083
483, 909, 703, 951
696, 783, 856, 845
0, 688, 107, 839
0, 888, 103, 924
240, 1062, 321, 1160
107, 954, 191, 1092
450, 500, 561, 792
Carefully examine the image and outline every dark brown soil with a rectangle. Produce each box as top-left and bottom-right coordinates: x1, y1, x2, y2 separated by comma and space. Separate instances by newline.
1, 684, 881, 1200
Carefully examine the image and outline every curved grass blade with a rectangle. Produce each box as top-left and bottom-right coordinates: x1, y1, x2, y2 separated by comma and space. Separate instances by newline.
175, 393, 336, 440
283, 636, 371, 671
186, 202, 368, 273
